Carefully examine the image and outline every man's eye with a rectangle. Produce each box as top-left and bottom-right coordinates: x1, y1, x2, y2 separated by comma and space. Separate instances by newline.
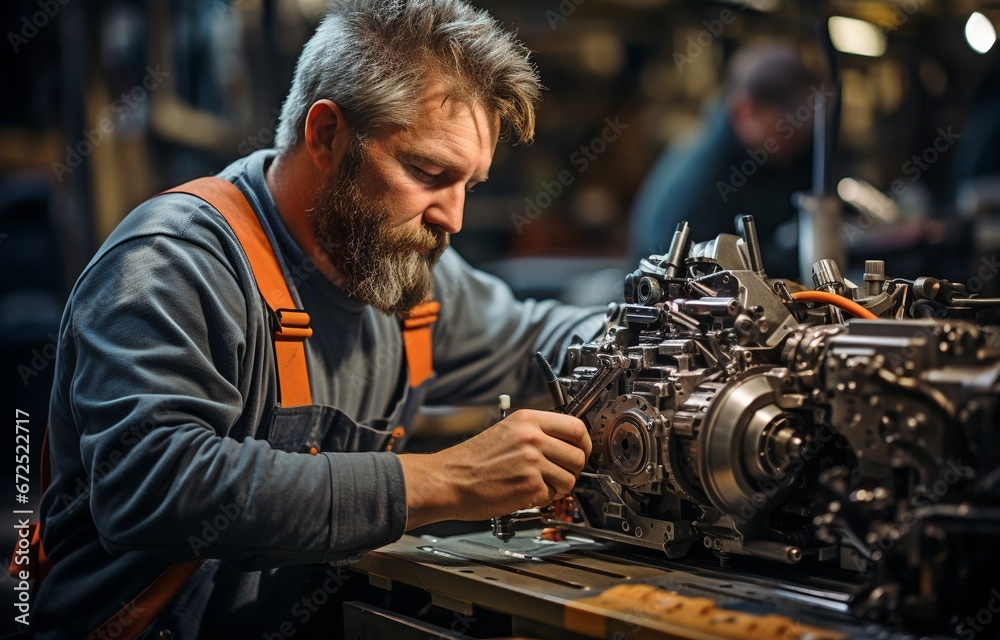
409, 165, 439, 183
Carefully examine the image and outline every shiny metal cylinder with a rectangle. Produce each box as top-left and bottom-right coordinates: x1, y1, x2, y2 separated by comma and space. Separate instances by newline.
811, 259, 845, 294
662, 222, 690, 278
677, 297, 740, 316
744, 540, 803, 564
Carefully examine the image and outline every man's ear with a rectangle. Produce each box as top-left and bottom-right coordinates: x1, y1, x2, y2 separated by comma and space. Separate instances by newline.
304, 99, 352, 172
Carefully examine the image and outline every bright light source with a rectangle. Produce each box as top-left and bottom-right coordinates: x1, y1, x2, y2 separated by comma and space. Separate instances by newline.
828, 16, 887, 58
837, 178, 899, 224
966, 12, 996, 54
735, 0, 781, 11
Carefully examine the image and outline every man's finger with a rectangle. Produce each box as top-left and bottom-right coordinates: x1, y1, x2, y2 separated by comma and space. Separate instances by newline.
536, 459, 577, 502
527, 410, 593, 457
535, 436, 588, 475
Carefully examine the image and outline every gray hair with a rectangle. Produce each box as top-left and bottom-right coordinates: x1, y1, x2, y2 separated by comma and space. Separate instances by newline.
274, 0, 542, 151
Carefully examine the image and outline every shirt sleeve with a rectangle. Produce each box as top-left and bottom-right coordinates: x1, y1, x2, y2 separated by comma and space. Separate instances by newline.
425, 249, 607, 407
65, 205, 405, 567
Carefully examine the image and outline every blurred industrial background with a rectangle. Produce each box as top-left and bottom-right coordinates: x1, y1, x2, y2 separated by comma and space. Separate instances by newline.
2, 0, 1000, 564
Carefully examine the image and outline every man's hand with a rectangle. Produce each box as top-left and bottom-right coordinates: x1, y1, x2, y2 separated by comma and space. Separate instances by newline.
397, 410, 592, 530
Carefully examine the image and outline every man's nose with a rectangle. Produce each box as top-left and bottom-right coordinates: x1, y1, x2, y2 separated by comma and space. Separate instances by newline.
424, 185, 464, 234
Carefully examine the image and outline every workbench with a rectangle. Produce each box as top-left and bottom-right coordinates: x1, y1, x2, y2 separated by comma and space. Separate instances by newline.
348, 529, 918, 640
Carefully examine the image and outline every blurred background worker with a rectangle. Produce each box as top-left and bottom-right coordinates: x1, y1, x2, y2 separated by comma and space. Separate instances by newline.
628, 43, 817, 278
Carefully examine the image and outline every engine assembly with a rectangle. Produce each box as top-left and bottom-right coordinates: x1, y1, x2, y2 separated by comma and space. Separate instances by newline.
547, 216, 1000, 630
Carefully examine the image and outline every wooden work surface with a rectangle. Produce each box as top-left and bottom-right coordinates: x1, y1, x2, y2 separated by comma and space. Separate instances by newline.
350, 529, 913, 640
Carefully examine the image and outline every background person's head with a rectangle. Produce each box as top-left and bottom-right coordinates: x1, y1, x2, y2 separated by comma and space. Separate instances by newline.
724, 43, 818, 163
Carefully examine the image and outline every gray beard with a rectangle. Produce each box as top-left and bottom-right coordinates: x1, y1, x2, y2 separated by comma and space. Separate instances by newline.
308, 143, 449, 317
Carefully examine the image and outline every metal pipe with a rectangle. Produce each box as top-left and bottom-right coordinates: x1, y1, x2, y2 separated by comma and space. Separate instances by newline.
676, 298, 740, 317
813, 0, 841, 198
739, 215, 765, 276
744, 540, 803, 564
661, 222, 690, 278
951, 298, 1000, 308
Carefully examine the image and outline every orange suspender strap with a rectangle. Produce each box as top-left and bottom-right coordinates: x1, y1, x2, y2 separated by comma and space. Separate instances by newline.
403, 300, 440, 388
68, 177, 436, 640
164, 177, 313, 407
85, 178, 319, 640
167, 176, 439, 391
84, 560, 204, 640
8, 436, 199, 639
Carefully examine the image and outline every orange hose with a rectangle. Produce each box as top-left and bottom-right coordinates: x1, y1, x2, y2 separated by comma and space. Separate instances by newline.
790, 290, 878, 320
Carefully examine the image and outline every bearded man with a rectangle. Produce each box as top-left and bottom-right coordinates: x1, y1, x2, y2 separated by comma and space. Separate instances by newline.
34, 1, 604, 638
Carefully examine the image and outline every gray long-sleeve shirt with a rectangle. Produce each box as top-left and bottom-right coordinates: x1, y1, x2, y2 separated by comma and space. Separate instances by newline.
36, 150, 605, 638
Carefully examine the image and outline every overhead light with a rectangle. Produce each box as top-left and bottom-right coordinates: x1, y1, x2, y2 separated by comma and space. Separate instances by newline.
828, 16, 887, 58
966, 12, 996, 54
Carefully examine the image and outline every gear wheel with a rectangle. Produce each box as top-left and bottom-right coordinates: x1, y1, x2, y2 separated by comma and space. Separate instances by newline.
592, 394, 657, 486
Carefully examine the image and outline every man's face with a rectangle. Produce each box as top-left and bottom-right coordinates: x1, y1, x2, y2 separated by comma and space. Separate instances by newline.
308, 81, 498, 316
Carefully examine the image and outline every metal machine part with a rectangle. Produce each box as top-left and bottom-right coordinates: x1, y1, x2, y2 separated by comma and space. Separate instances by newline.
811, 258, 845, 294
544, 216, 1000, 632
490, 394, 517, 541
